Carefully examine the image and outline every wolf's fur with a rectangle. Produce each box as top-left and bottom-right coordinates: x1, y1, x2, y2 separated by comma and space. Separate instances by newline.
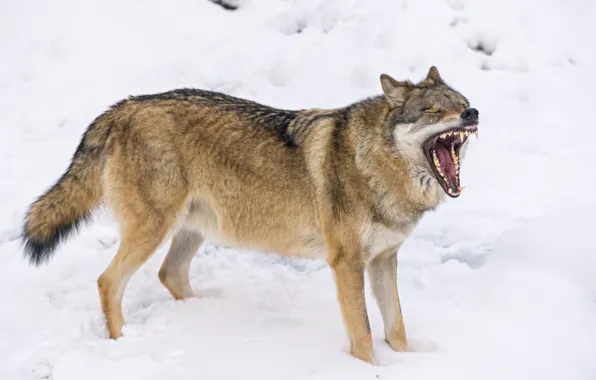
22, 67, 474, 364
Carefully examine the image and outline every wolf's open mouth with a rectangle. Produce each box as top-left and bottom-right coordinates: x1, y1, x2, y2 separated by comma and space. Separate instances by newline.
423, 125, 478, 198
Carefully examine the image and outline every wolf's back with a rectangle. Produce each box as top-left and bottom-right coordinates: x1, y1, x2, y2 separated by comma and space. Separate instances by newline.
22, 106, 116, 265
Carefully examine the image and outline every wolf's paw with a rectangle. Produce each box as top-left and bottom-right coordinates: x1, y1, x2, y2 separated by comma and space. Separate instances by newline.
386, 337, 410, 352
350, 347, 377, 365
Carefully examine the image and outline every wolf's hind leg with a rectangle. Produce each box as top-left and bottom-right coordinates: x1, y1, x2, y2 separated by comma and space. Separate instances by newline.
97, 214, 176, 339
97, 125, 189, 339
159, 228, 203, 300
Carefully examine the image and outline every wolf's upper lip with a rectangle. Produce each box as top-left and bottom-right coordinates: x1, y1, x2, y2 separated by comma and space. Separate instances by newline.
432, 125, 478, 142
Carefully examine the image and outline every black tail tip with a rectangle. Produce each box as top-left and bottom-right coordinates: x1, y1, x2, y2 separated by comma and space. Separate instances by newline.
21, 218, 67, 266
21, 212, 91, 266
22, 235, 59, 266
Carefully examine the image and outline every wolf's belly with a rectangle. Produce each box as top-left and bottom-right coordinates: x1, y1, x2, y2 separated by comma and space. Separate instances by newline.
182, 198, 328, 259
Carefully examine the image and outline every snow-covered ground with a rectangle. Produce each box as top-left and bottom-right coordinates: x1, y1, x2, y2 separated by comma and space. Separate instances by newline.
1, 0, 596, 379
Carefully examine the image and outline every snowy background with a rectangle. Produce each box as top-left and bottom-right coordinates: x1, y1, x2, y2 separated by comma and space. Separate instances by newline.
1, 0, 596, 379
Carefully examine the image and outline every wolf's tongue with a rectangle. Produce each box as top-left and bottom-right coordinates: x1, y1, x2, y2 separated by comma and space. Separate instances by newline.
435, 145, 457, 185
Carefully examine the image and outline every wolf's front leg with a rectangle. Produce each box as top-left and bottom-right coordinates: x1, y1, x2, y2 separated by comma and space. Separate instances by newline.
367, 249, 409, 352
328, 243, 375, 365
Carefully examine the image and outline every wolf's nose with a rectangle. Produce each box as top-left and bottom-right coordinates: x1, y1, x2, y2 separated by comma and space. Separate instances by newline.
461, 108, 479, 123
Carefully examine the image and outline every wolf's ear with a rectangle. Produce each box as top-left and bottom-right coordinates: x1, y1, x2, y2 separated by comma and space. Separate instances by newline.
423, 66, 443, 85
380, 74, 411, 107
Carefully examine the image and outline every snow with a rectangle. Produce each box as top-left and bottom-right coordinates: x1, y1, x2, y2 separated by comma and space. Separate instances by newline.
1, 0, 596, 379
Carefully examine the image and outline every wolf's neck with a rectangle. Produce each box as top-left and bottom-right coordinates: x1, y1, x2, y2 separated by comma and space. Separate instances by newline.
350, 98, 444, 215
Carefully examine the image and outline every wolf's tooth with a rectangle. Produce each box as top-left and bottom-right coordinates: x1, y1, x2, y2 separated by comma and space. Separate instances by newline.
458, 185, 465, 192
474, 130, 479, 138
447, 188, 453, 194
460, 132, 465, 140
450, 145, 457, 164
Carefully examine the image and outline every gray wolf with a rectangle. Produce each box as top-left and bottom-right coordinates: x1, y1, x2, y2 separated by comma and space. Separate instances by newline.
22, 66, 478, 364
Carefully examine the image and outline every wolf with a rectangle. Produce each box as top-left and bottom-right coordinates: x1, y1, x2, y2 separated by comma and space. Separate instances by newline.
22, 66, 478, 364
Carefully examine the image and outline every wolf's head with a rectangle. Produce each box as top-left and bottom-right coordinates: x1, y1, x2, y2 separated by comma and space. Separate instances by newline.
380, 67, 478, 198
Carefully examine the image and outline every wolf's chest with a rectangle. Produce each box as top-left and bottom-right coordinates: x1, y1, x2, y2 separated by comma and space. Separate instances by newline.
361, 222, 416, 260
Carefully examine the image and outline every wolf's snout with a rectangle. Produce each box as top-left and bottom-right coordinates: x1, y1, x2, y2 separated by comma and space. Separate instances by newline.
461, 108, 479, 124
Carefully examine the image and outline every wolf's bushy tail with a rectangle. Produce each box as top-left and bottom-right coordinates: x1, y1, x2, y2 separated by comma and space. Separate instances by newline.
22, 110, 115, 265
